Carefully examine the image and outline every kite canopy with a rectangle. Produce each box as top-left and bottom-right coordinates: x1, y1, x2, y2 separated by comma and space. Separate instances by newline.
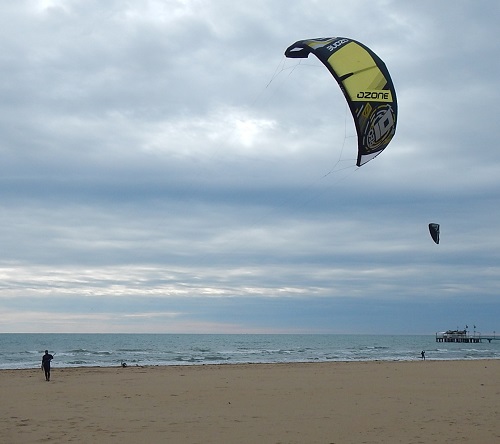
285, 37, 397, 166
429, 223, 440, 244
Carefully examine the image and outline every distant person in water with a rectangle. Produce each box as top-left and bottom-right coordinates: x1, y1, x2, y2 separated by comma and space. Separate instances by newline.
421, 350, 426, 360
41, 350, 54, 381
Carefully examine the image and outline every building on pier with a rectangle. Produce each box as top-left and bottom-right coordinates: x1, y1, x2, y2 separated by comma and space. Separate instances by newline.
435, 329, 497, 343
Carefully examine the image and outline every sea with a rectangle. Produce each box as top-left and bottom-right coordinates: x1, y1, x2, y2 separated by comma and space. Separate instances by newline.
1, 334, 499, 370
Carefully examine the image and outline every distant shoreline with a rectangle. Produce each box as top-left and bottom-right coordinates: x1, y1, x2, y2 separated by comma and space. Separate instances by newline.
2, 356, 500, 372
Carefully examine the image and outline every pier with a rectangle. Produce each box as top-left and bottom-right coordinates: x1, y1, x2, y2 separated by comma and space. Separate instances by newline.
435, 330, 498, 343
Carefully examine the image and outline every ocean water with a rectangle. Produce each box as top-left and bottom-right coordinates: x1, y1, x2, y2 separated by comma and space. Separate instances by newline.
1, 334, 499, 370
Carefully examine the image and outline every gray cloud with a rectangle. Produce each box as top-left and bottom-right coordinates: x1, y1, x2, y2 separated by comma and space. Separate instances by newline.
1, 0, 499, 333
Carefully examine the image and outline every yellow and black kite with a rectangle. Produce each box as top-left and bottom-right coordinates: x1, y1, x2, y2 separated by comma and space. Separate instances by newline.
285, 37, 397, 166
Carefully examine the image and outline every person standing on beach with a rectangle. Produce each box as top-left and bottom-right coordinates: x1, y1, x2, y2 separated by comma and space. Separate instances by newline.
41, 350, 54, 381
421, 350, 426, 360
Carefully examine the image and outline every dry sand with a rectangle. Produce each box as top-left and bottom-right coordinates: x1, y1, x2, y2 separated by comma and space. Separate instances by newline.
1, 360, 499, 443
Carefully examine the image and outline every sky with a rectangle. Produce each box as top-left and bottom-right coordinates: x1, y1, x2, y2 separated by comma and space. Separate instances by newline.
1, 0, 499, 334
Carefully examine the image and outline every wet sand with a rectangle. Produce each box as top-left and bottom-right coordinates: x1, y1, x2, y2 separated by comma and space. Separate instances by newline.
1, 360, 499, 443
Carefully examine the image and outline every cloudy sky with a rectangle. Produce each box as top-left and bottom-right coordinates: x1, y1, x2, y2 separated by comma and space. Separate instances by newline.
1, 0, 499, 334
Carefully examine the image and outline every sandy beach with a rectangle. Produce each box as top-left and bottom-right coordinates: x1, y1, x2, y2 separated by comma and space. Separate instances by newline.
1, 360, 499, 443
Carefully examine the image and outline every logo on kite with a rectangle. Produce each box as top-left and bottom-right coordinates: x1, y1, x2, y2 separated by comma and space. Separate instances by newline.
428, 223, 440, 244
285, 37, 398, 166
364, 104, 396, 152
